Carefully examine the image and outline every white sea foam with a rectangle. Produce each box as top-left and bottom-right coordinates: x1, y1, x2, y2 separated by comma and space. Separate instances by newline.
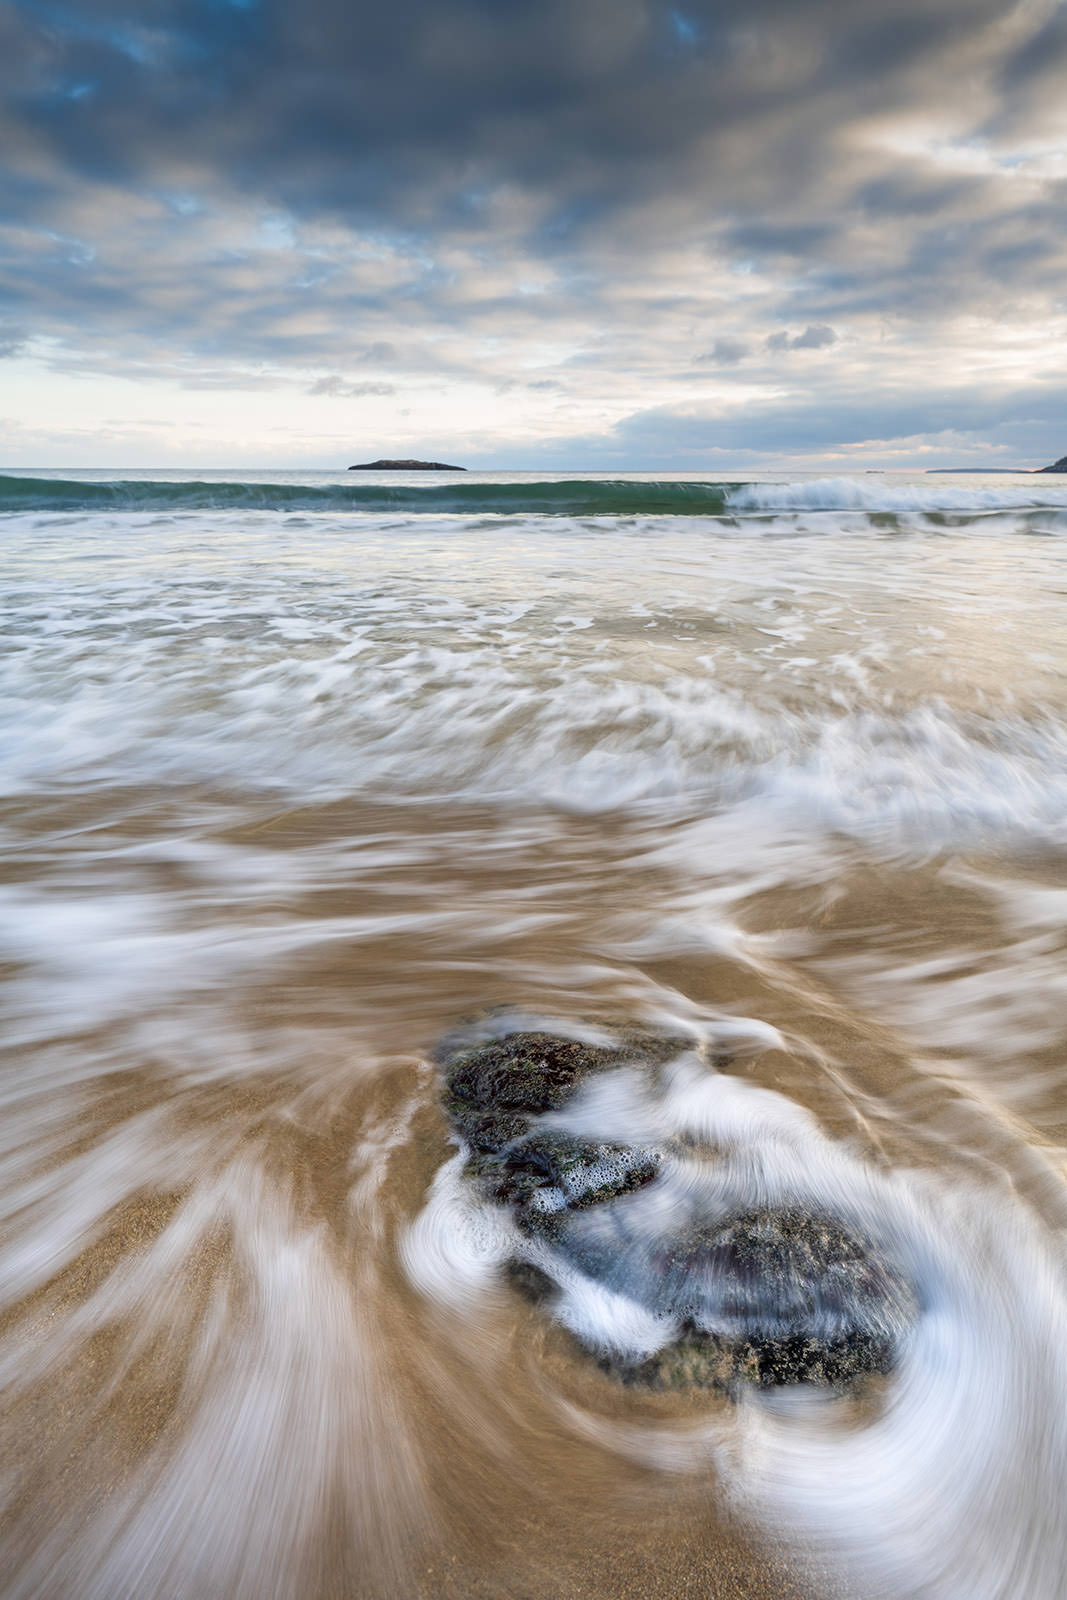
738, 1182, 1067, 1600
4, 504, 1067, 858
408, 1039, 1067, 1600
727, 475, 1067, 514
2, 588, 1067, 854
401, 1149, 519, 1310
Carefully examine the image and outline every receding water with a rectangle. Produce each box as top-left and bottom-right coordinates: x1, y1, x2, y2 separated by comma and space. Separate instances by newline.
2, 471, 1067, 1599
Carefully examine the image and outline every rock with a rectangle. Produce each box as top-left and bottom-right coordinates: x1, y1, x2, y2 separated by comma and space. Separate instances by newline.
437, 1023, 918, 1392
439, 1026, 681, 1157
478, 1131, 662, 1231
443, 1031, 628, 1123
556, 1204, 917, 1388
1038, 456, 1067, 473
347, 459, 466, 470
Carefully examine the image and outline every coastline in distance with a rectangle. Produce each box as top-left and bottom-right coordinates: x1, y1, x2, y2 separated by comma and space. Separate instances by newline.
928, 455, 1067, 473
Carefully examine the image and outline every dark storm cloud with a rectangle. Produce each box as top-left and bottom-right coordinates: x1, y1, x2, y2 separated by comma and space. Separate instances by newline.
0, 0, 1031, 231
2, 0, 1066, 460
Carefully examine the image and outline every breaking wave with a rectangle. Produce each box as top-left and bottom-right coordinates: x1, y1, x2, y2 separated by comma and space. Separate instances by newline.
4, 472, 1067, 518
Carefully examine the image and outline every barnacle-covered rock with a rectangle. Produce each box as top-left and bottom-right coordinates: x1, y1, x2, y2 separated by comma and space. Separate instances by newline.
479, 1131, 662, 1231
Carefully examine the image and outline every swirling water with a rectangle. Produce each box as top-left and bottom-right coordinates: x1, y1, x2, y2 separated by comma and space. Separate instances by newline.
3, 469, 1067, 1598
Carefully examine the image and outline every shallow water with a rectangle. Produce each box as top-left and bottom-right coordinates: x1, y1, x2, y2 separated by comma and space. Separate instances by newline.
2, 471, 1067, 1598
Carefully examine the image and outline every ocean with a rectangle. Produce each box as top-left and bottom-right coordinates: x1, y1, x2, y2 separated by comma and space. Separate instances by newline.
2, 466, 1067, 1599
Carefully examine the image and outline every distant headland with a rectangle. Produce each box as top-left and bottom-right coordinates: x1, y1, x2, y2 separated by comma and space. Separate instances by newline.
347, 459, 466, 471
928, 456, 1067, 473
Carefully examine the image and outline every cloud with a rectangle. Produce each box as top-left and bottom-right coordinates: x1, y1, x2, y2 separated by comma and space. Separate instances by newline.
0, 0, 1041, 244
359, 342, 396, 363
2, 0, 1067, 462
308, 376, 396, 398
698, 338, 750, 365
607, 377, 1067, 460
766, 324, 838, 351
461, 375, 1067, 469
0, 326, 26, 358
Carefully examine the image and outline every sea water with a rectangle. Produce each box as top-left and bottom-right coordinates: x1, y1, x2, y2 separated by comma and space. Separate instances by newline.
2, 468, 1067, 1599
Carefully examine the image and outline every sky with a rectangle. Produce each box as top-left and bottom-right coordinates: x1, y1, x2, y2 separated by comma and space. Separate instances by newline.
1, 0, 1066, 470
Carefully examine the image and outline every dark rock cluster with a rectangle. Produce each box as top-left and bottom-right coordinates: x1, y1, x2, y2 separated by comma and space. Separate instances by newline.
437, 1024, 918, 1392
1038, 455, 1067, 473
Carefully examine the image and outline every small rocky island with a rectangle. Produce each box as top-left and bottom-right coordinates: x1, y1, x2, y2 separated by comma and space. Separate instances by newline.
348, 458, 466, 471
1038, 456, 1067, 473
437, 1020, 918, 1392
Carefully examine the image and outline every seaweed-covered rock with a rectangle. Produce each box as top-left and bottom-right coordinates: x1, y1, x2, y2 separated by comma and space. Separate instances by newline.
439, 1028, 665, 1220
559, 1205, 918, 1388
443, 1031, 625, 1125
436, 1022, 918, 1392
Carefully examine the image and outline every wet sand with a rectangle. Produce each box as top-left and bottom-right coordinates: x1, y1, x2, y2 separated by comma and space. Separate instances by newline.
3, 790, 1065, 1597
